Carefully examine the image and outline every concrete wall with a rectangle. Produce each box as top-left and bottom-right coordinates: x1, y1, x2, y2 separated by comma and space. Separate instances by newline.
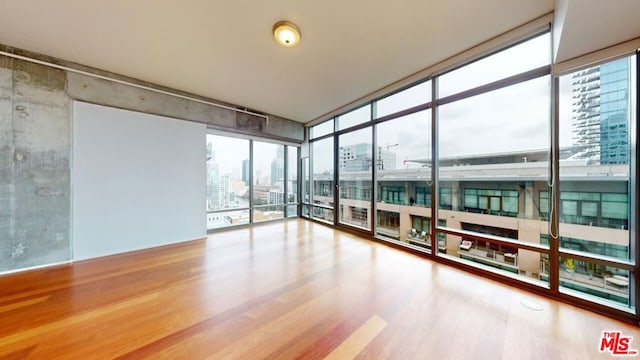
0, 50, 304, 273
66, 72, 304, 142
0, 57, 71, 272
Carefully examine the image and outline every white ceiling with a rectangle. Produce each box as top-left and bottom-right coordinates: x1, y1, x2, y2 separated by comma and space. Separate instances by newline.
554, 0, 640, 63
0, 1, 638, 123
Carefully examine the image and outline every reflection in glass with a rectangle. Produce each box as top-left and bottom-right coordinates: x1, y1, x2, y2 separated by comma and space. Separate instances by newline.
338, 127, 372, 230
377, 210, 400, 240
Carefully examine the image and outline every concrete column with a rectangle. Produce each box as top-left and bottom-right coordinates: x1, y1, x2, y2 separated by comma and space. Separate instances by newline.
517, 218, 543, 277
0, 56, 71, 272
451, 181, 461, 211
399, 207, 411, 243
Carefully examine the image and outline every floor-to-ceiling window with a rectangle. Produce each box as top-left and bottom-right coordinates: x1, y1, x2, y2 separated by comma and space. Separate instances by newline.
338, 126, 372, 230
303, 31, 638, 321
556, 55, 636, 307
206, 135, 251, 229
375, 106, 432, 247
206, 133, 299, 230
436, 30, 552, 283
253, 141, 285, 222
310, 133, 334, 223
287, 146, 299, 217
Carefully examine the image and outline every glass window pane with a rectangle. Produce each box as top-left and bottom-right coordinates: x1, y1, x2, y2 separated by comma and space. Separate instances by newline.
502, 196, 518, 214
310, 119, 334, 139
287, 204, 298, 218
206, 135, 249, 211
558, 55, 633, 269
489, 197, 501, 211
337, 105, 371, 131
339, 127, 372, 230
581, 202, 598, 217
376, 81, 432, 118
561, 201, 577, 216
253, 205, 285, 222
375, 110, 430, 243
287, 146, 298, 204
438, 76, 550, 246
558, 257, 631, 308
539, 191, 549, 218
464, 191, 478, 208
478, 196, 488, 209
438, 33, 551, 98
302, 157, 310, 204
312, 206, 333, 224
602, 202, 628, 220
253, 142, 285, 206
312, 138, 334, 214
602, 193, 627, 202
207, 210, 250, 230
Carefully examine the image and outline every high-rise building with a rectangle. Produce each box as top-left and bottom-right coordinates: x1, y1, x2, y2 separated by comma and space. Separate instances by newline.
242, 159, 250, 186
571, 58, 630, 164
207, 147, 232, 210
599, 59, 630, 164
270, 147, 285, 185
377, 146, 397, 170
338, 143, 397, 171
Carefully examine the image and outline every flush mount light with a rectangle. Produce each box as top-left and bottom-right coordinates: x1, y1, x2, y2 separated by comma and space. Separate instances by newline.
273, 20, 301, 47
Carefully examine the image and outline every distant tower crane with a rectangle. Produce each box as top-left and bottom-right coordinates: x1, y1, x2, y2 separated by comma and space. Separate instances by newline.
377, 143, 398, 170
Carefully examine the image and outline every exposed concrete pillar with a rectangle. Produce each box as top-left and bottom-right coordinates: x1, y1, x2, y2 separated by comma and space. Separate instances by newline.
450, 181, 461, 211
0, 56, 71, 272
399, 207, 411, 243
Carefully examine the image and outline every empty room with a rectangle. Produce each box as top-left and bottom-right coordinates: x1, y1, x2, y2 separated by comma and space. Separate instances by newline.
1, 1, 640, 358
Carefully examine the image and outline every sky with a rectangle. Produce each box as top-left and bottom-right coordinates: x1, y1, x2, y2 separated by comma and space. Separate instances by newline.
207, 134, 296, 182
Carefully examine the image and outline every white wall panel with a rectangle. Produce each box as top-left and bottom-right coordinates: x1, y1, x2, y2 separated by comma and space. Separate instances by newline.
72, 101, 206, 260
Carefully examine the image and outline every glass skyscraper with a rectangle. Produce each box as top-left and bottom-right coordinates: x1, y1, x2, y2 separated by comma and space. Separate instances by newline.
571, 57, 630, 164
599, 58, 630, 164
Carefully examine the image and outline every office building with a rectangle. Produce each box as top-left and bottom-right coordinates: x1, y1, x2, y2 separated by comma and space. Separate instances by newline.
571, 57, 631, 164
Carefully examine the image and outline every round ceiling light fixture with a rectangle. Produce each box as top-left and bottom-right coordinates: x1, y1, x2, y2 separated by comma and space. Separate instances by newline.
273, 20, 301, 47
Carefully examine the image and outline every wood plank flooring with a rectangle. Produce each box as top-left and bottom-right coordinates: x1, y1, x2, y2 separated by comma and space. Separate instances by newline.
0, 219, 638, 359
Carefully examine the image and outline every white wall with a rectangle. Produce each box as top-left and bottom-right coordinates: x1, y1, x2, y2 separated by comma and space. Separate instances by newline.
72, 101, 206, 260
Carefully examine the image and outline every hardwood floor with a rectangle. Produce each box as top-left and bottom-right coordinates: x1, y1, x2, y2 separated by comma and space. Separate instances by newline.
0, 219, 638, 359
